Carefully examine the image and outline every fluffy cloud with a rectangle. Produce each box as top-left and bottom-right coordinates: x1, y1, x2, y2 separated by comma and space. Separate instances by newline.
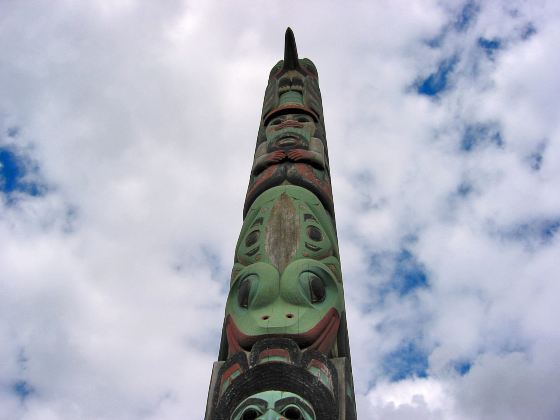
1, 0, 559, 419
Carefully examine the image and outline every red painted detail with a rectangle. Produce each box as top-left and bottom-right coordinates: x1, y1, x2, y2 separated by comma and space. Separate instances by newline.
286, 149, 312, 162
291, 163, 333, 200
225, 308, 340, 356
309, 358, 333, 385
258, 348, 291, 362
226, 320, 244, 355
310, 309, 339, 353
247, 164, 278, 195
220, 363, 242, 395
220, 363, 242, 387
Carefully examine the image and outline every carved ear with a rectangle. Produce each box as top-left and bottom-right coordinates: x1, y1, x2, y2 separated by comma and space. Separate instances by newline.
282, 27, 300, 72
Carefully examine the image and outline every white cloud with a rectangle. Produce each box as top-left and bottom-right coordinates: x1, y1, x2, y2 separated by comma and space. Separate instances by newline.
359, 376, 460, 420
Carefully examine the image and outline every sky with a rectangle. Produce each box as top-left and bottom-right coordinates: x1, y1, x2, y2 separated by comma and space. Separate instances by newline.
1, 0, 560, 419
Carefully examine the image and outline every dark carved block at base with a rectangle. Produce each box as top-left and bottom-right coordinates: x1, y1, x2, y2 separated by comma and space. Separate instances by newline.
205, 355, 356, 419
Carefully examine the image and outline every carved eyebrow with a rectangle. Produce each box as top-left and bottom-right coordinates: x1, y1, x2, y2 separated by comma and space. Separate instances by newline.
243, 398, 267, 409
300, 266, 330, 280
274, 397, 314, 416
231, 398, 267, 417
303, 213, 317, 222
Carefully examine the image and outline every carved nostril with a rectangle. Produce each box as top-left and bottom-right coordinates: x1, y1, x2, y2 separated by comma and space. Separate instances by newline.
261, 315, 270, 320
286, 313, 295, 319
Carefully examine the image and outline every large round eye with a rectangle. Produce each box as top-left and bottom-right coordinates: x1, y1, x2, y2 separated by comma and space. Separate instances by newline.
245, 230, 260, 247
238, 278, 251, 309
283, 406, 303, 419
309, 274, 326, 303
306, 226, 323, 242
299, 272, 328, 305
241, 407, 261, 420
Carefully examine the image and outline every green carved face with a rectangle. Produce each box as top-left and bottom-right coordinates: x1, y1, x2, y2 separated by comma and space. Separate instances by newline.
226, 259, 343, 352
231, 391, 315, 420
228, 186, 343, 353
265, 113, 316, 150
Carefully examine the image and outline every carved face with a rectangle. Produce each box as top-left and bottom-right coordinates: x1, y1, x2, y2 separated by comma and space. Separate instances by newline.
228, 186, 343, 355
265, 113, 316, 151
261, 56, 323, 136
232, 391, 315, 420
226, 259, 343, 354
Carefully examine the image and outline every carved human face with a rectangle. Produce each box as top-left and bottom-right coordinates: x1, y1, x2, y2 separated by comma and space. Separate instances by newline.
265, 113, 316, 150
232, 391, 315, 420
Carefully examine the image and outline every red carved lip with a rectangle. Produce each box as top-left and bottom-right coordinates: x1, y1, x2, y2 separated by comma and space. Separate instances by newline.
225, 308, 340, 356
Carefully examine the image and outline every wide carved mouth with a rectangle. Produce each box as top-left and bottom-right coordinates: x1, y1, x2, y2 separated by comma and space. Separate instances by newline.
271, 131, 306, 148
225, 308, 340, 356
277, 138, 298, 147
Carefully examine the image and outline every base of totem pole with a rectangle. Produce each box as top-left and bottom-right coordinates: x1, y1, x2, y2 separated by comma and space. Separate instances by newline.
204, 357, 355, 420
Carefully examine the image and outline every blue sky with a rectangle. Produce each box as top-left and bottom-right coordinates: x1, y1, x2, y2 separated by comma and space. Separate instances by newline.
1, 1, 560, 419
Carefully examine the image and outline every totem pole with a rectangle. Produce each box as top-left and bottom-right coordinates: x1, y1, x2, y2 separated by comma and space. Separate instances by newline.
205, 28, 356, 420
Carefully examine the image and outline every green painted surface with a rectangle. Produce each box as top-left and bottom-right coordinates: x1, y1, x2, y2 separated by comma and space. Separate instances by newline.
232, 391, 315, 420
227, 185, 344, 348
227, 258, 343, 338
234, 185, 339, 273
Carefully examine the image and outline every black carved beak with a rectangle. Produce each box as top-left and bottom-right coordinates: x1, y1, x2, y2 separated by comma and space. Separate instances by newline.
282, 27, 300, 71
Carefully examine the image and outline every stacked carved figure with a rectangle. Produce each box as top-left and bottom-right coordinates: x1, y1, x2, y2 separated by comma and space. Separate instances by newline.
206, 28, 356, 420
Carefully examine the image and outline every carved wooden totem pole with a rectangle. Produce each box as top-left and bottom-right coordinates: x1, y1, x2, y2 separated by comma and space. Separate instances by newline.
205, 28, 356, 420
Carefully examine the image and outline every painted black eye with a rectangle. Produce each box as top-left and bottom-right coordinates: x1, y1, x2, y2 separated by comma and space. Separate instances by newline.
241, 407, 261, 420
297, 116, 310, 123
245, 230, 260, 247
309, 275, 326, 303
238, 279, 251, 309
283, 406, 303, 419
271, 118, 282, 125
307, 226, 323, 242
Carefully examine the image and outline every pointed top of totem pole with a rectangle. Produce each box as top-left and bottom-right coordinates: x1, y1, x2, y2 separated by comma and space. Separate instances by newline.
282, 27, 299, 71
